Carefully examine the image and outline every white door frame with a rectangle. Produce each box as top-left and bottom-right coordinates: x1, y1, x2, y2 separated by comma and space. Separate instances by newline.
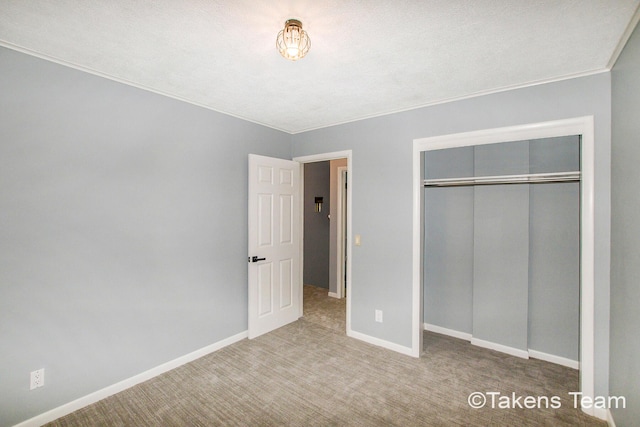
412, 116, 597, 417
294, 150, 353, 334
335, 166, 348, 299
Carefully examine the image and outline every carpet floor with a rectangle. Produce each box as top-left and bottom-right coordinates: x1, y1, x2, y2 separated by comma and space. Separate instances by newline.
47, 286, 605, 426
302, 284, 346, 334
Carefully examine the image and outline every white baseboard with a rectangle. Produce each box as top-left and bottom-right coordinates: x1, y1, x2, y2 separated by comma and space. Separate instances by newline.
423, 323, 472, 341
471, 337, 529, 359
606, 408, 616, 426
528, 349, 579, 370
15, 330, 248, 427
424, 324, 527, 359
347, 330, 414, 357
591, 407, 608, 422
328, 291, 340, 298
423, 324, 581, 369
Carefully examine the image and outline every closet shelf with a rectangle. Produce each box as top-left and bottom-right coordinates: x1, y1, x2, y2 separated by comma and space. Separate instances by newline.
423, 171, 581, 187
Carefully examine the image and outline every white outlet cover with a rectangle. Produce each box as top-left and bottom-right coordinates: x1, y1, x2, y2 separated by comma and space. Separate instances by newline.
30, 369, 44, 390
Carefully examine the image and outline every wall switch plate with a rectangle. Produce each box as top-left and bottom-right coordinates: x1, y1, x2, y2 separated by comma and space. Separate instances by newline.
355, 234, 361, 246
375, 309, 383, 323
30, 369, 44, 390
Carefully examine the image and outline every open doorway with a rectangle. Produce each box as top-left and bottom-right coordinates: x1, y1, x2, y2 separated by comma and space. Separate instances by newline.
301, 159, 348, 334
294, 150, 352, 336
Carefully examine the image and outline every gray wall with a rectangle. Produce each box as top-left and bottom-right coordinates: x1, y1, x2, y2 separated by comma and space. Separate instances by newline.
528, 182, 580, 359
472, 141, 531, 352
473, 184, 530, 350
0, 46, 291, 427
291, 73, 611, 398
303, 161, 330, 288
424, 148, 474, 334
528, 138, 580, 360
610, 20, 640, 427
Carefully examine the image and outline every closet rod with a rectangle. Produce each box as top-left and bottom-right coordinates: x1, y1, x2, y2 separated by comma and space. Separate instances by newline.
423, 171, 581, 187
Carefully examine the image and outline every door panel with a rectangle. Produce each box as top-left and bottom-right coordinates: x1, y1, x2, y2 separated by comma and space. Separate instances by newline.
258, 263, 273, 316
248, 154, 301, 338
280, 259, 293, 309
258, 194, 273, 247
280, 194, 293, 244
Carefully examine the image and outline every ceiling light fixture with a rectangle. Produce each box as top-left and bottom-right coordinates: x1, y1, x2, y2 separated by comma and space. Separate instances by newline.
276, 19, 310, 61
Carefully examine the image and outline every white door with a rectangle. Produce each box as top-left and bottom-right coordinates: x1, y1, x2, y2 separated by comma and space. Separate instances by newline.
248, 154, 301, 339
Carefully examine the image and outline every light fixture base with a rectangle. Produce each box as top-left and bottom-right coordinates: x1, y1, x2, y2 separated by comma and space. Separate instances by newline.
285, 19, 302, 28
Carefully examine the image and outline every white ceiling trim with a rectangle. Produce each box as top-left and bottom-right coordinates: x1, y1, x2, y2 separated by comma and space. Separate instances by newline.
607, 2, 640, 69
0, 40, 290, 133
2, 38, 611, 136
288, 68, 610, 134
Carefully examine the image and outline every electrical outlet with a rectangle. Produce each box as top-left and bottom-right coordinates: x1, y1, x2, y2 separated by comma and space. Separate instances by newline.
375, 309, 383, 323
30, 369, 44, 390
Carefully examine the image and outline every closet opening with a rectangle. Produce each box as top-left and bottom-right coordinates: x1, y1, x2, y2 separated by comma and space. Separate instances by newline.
411, 117, 597, 417
422, 135, 581, 368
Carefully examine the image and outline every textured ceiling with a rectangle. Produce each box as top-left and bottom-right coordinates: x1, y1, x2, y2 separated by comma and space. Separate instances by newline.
1, 1, 639, 133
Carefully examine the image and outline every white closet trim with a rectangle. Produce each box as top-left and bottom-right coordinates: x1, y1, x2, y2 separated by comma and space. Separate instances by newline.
412, 116, 599, 419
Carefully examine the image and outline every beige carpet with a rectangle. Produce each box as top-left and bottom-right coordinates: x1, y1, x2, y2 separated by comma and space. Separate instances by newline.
302, 284, 346, 334
47, 288, 605, 426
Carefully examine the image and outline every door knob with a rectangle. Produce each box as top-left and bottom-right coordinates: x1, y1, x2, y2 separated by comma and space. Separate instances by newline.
251, 256, 266, 263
